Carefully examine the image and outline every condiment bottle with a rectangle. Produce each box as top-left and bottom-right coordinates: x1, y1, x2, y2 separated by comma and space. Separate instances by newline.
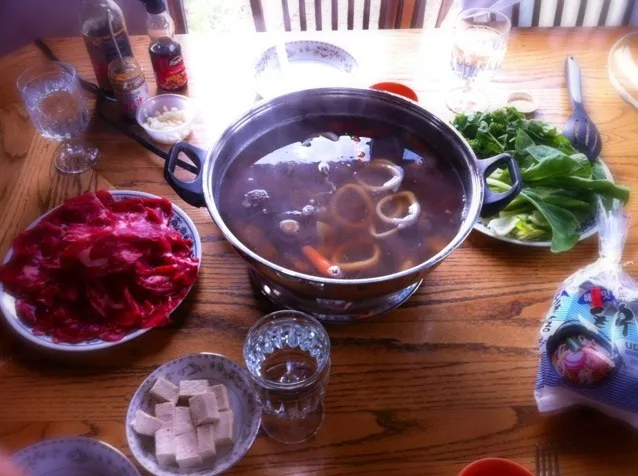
141, 0, 188, 91
81, 0, 134, 93
108, 57, 150, 119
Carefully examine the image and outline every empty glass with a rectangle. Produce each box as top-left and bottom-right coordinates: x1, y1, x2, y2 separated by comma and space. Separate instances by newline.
244, 310, 331, 444
447, 8, 511, 114
17, 62, 99, 173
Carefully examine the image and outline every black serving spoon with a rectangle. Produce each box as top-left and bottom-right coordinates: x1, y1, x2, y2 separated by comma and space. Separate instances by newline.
564, 56, 603, 162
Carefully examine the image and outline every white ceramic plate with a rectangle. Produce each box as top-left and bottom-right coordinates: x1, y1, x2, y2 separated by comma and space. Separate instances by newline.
14, 437, 140, 476
0, 190, 201, 352
473, 160, 613, 247
126, 353, 261, 476
254, 40, 359, 99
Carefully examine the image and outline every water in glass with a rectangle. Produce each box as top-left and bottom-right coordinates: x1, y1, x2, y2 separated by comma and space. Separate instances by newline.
451, 25, 507, 83
17, 62, 98, 174
244, 310, 330, 444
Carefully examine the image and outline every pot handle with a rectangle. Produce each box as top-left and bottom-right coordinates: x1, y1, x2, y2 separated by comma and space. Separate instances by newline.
164, 141, 207, 208
477, 152, 523, 218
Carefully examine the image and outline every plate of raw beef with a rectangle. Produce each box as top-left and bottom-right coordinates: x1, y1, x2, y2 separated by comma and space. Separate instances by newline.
0, 190, 201, 351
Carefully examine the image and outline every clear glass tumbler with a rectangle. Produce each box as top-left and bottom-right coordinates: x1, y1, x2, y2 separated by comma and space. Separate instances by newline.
17, 62, 99, 174
447, 8, 511, 114
243, 310, 331, 444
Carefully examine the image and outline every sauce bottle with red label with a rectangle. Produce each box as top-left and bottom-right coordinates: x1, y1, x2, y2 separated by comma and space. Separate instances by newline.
141, 0, 188, 91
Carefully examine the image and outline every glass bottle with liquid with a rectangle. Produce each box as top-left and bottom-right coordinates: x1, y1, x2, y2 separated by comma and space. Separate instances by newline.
81, 0, 134, 93
141, 0, 188, 91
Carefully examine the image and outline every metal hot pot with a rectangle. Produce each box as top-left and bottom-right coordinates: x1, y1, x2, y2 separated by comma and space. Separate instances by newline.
165, 88, 522, 322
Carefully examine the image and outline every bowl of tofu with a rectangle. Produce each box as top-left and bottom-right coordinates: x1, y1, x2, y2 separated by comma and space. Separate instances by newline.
126, 353, 262, 476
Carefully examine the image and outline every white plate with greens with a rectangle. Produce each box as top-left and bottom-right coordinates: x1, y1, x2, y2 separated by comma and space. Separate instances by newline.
474, 160, 613, 248
452, 107, 629, 252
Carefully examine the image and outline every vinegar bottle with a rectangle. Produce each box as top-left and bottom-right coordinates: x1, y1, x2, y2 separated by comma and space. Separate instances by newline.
80, 0, 134, 93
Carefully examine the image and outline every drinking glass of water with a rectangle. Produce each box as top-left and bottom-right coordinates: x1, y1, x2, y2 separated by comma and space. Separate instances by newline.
243, 310, 331, 444
17, 62, 99, 174
447, 8, 511, 114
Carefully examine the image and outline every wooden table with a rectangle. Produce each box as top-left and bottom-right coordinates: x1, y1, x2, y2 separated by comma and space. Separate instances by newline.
1, 28, 637, 475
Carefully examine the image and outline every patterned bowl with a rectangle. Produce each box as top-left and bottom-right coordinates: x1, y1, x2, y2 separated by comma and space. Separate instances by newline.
126, 353, 262, 476
0, 190, 201, 352
13, 437, 140, 476
253, 40, 360, 99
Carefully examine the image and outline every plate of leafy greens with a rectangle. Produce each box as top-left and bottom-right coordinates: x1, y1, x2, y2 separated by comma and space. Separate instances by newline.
453, 107, 630, 252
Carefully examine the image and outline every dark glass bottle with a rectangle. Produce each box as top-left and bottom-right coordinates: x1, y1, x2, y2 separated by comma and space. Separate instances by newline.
141, 0, 188, 91
80, 0, 134, 93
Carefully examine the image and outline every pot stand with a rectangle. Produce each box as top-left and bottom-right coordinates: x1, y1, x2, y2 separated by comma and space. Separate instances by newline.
249, 268, 422, 322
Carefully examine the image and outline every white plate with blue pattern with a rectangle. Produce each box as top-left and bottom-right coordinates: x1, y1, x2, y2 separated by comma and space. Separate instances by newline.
253, 40, 360, 99
14, 437, 140, 476
0, 190, 201, 352
126, 353, 262, 476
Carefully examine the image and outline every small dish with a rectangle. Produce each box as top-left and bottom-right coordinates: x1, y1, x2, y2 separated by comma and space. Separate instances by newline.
137, 94, 195, 145
370, 81, 419, 102
473, 160, 612, 248
459, 458, 532, 476
253, 40, 359, 99
0, 190, 201, 352
126, 353, 261, 476
14, 437, 140, 476
506, 91, 539, 115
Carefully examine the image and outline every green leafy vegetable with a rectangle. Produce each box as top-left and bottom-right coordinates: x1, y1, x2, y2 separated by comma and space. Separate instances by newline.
453, 107, 631, 252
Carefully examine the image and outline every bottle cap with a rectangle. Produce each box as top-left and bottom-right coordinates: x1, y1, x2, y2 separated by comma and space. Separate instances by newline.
141, 0, 166, 14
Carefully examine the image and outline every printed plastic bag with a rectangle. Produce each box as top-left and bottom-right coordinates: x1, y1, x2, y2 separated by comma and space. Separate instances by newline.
535, 199, 638, 427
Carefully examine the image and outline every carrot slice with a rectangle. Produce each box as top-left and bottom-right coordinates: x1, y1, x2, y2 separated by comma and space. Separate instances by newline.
302, 245, 334, 277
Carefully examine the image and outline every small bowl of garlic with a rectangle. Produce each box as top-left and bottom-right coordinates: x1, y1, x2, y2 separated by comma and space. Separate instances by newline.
136, 94, 195, 145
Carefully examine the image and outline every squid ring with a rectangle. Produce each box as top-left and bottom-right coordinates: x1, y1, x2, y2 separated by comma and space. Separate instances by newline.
329, 183, 374, 229
356, 159, 404, 193
376, 191, 421, 229
331, 240, 381, 272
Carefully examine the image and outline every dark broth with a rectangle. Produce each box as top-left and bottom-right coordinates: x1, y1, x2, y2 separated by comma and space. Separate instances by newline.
219, 123, 466, 279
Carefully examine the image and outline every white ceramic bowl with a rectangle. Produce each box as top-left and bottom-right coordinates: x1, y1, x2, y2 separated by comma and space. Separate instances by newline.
14, 437, 140, 476
126, 353, 262, 476
253, 40, 360, 99
137, 94, 195, 145
0, 190, 201, 352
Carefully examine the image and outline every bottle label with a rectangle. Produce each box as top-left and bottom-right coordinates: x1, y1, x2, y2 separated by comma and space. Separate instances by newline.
113, 81, 150, 119
152, 54, 188, 91
83, 28, 134, 91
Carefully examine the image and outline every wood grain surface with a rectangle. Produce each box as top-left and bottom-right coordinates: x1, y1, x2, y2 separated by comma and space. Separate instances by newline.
1, 28, 637, 475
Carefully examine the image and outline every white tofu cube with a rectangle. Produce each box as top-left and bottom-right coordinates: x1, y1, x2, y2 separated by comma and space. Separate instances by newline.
173, 406, 195, 436
179, 380, 209, 399
131, 409, 162, 436
197, 424, 217, 462
155, 428, 176, 466
213, 410, 236, 446
150, 377, 179, 404
208, 384, 231, 412
155, 402, 175, 429
175, 430, 202, 469
189, 392, 219, 426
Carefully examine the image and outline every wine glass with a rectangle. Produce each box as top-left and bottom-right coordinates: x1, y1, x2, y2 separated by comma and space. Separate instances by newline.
17, 62, 100, 174
447, 8, 511, 114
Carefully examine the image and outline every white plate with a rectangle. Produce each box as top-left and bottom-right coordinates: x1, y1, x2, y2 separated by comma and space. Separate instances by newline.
126, 353, 261, 476
14, 437, 140, 476
473, 160, 613, 247
0, 190, 201, 352
254, 40, 359, 99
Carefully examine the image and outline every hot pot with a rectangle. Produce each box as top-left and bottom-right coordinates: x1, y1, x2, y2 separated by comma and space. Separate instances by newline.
165, 88, 522, 322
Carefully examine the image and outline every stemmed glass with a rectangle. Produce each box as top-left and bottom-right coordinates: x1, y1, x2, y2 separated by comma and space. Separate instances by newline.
17, 62, 99, 174
447, 8, 512, 114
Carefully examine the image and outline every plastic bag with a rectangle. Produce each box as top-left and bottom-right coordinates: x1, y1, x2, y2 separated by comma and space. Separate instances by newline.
535, 199, 638, 427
